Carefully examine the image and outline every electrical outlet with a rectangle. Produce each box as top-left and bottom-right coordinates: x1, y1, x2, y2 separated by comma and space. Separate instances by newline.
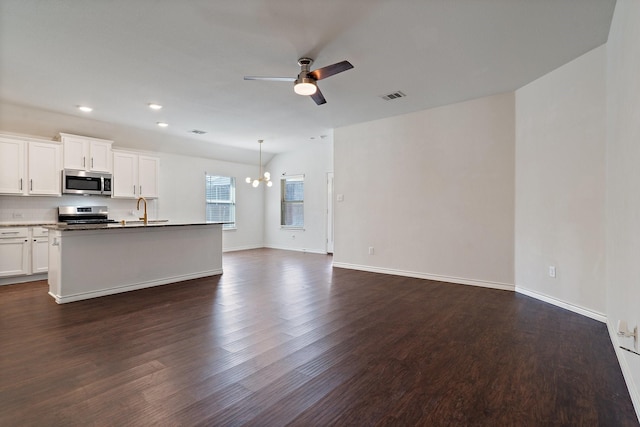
548, 266, 556, 278
12, 212, 25, 219
368, 246, 374, 255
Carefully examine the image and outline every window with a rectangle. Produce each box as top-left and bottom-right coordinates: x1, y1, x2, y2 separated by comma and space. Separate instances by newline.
206, 175, 235, 229
281, 175, 304, 228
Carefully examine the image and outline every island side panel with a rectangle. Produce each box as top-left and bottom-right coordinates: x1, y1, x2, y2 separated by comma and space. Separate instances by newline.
49, 224, 222, 303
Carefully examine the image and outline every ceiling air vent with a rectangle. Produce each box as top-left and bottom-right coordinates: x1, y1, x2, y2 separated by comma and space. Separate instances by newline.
380, 91, 406, 101
190, 129, 207, 135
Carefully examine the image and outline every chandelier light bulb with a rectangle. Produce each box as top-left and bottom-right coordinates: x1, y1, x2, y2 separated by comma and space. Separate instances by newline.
247, 139, 272, 188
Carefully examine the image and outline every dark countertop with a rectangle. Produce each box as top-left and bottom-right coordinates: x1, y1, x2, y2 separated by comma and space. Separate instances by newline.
0, 222, 59, 228
43, 221, 226, 231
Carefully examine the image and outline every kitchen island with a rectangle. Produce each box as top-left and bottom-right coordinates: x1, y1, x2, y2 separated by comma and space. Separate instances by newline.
45, 222, 224, 303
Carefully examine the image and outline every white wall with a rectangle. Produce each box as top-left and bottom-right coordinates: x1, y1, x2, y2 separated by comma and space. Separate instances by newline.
333, 93, 515, 289
263, 141, 333, 254
156, 152, 264, 252
606, 0, 640, 416
514, 46, 606, 319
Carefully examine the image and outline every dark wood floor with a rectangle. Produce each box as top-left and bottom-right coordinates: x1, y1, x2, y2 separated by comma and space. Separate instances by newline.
0, 249, 637, 426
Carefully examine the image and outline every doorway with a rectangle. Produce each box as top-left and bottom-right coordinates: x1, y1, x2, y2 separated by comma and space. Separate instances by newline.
326, 172, 334, 253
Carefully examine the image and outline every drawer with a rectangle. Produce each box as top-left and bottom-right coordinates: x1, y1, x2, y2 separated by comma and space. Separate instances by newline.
0, 228, 28, 239
31, 227, 49, 237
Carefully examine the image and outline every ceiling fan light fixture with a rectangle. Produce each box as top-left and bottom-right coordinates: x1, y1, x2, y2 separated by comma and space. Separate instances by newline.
294, 78, 317, 95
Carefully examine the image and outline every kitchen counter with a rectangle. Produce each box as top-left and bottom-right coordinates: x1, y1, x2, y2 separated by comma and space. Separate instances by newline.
47, 222, 224, 303
0, 222, 59, 227
42, 220, 222, 231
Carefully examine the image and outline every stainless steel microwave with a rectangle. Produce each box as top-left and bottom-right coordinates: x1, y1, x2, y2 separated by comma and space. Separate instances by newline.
62, 169, 112, 196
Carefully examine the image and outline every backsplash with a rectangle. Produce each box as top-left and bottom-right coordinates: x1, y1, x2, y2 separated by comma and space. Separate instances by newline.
0, 195, 158, 223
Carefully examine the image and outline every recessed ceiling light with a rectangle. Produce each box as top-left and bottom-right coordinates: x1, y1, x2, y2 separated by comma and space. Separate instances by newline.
77, 105, 93, 112
148, 103, 163, 110
157, 122, 168, 127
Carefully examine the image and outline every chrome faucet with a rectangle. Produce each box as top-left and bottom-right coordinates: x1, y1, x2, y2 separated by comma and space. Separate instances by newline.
136, 197, 148, 225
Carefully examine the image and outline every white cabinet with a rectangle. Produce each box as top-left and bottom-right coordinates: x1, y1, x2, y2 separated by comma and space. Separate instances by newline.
28, 142, 62, 195
0, 226, 50, 279
60, 133, 113, 173
112, 150, 159, 199
31, 227, 49, 274
0, 228, 29, 277
0, 135, 62, 196
0, 136, 25, 194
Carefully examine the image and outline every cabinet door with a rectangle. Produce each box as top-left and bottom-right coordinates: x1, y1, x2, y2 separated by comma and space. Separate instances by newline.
28, 142, 62, 195
48, 231, 61, 296
0, 136, 25, 194
90, 140, 112, 172
32, 237, 49, 274
0, 232, 29, 277
138, 155, 159, 198
62, 135, 88, 170
112, 151, 138, 198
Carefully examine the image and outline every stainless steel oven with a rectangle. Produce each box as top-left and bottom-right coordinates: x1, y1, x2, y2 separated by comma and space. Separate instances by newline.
58, 206, 117, 225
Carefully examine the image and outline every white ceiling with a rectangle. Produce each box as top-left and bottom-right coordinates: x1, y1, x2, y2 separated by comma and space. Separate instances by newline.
0, 0, 615, 161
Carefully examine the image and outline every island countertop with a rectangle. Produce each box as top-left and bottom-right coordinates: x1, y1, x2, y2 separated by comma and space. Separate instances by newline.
43, 221, 228, 231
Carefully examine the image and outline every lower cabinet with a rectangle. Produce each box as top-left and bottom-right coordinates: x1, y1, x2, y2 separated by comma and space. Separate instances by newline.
0, 226, 49, 279
31, 227, 49, 274
0, 228, 29, 277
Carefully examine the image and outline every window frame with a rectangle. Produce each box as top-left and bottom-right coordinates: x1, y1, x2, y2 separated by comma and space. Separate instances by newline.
205, 174, 236, 230
280, 174, 304, 229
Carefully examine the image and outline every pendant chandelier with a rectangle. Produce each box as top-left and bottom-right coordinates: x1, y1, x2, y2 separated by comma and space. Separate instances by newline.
245, 139, 272, 187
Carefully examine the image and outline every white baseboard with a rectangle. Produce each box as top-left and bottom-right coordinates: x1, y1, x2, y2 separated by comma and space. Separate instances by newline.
332, 262, 514, 291
515, 286, 606, 323
606, 320, 640, 421
264, 244, 328, 255
49, 269, 223, 304
223, 244, 264, 253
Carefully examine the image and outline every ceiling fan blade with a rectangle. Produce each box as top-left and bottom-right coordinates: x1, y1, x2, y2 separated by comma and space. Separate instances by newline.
310, 88, 327, 105
243, 76, 296, 82
309, 60, 354, 80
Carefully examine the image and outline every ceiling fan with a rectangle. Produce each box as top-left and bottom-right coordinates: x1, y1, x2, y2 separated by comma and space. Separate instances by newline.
244, 57, 354, 105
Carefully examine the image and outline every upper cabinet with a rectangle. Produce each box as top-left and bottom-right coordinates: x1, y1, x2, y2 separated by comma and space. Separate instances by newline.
60, 133, 113, 173
112, 150, 159, 199
0, 134, 62, 196
0, 136, 24, 194
28, 141, 62, 195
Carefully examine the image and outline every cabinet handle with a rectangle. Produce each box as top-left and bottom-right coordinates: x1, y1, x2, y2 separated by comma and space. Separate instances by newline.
139, 185, 142, 195
19, 178, 23, 190
83, 156, 86, 168
1, 231, 19, 235
91, 157, 94, 168
133, 185, 136, 195
30, 179, 33, 191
